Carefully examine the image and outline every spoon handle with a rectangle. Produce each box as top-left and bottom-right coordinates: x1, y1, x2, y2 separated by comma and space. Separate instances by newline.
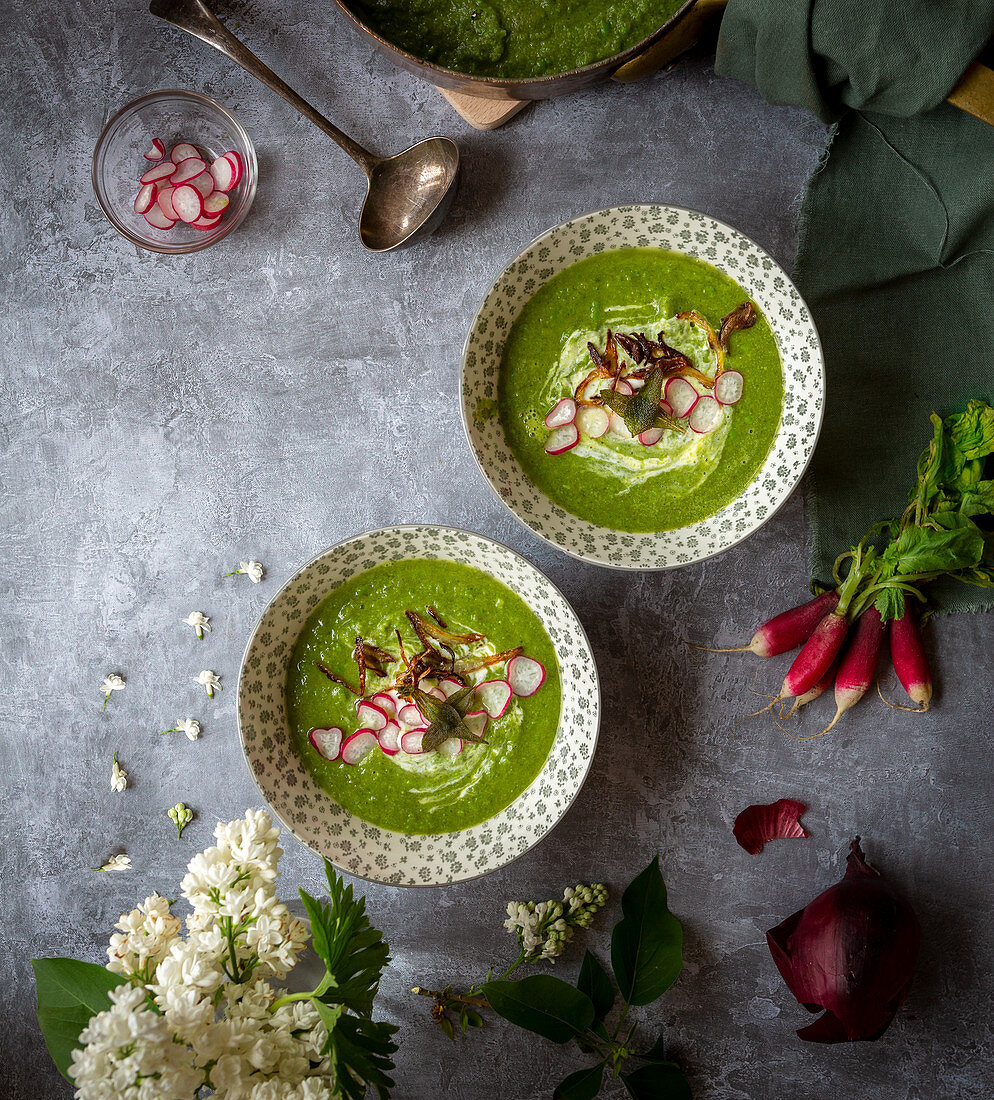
149, 0, 378, 176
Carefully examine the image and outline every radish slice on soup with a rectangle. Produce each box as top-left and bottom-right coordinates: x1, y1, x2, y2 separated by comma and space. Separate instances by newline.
545, 424, 579, 454
544, 398, 577, 429
371, 692, 397, 717
438, 676, 464, 698
714, 370, 744, 405
340, 729, 378, 765
438, 737, 463, 757
665, 377, 698, 418
463, 710, 489, 739
575, 405, 610, 439
377, 720, 401, 755
355, 700, 388, 731
308, 727, 343, 761
638, 426, 664, 447
475, 679, 512, 719
507, 655, 545, 697
688, 395, 722, 434
400, 729, 425, 755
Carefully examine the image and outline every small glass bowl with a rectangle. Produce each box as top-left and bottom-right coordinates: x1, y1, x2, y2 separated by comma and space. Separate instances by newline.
92, 89, 257, 254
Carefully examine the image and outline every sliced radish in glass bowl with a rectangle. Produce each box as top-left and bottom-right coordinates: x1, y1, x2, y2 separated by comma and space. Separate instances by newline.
92, 89, 256, 254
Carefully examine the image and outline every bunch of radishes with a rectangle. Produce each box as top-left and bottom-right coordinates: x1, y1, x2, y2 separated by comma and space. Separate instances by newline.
133, 138, 243, 232
543, 363, 743, 456
727, 588, 930, 733
307, 654, 545, 765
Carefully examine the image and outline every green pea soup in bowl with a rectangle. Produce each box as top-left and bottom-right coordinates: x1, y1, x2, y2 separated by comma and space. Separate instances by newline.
461, 205, 824, 569
238, 526, 599, 886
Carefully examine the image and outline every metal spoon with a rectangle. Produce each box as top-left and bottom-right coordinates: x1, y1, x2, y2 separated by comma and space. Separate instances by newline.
149, 0, 459, 252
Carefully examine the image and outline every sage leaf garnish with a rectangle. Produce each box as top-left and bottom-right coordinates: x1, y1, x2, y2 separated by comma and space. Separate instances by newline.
409, 687, 488, 754
600, 369, 664, 436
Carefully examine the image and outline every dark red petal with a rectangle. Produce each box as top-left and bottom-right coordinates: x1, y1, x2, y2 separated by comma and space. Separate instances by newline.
733, 798, 808, 855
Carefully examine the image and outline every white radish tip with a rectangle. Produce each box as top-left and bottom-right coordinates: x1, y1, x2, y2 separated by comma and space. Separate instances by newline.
507, 655, 545, 697
545, 423, 579, 455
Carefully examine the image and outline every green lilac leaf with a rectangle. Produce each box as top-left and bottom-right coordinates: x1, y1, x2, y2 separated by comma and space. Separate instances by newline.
325, 1014, 399, 1100
577, 950, 615, 1026
31, 958, 127, 1081
298, 861, 391, 1017
638, 1035, 671, 1063
483, 974, 595, 1043
621, 1061, 692, 1100
611, 856, 683, 1007
554, 1063, 606, 1100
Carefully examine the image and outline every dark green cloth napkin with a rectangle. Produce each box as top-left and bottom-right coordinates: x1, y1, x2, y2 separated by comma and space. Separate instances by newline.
715, 0, 994, 612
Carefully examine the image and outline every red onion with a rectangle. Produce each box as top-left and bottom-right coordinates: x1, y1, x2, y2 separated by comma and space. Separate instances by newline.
767, 837, 921, 1043
733, 799, 808, 855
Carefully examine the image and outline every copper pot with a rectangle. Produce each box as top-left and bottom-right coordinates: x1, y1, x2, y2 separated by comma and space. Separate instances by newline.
332, 0, 726, 101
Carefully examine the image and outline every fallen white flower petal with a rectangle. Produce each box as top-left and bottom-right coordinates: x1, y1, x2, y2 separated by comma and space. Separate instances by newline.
110, 754, 128, 793
182, 611, 211, 639
194, 670, 221, 698
178, 718, 201, 741
100, 673, 125, 710
96, 853, 131, 872
224, 560, 265, 583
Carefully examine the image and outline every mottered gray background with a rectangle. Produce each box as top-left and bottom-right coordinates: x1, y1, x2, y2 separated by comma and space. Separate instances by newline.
2, 1, 992, 1097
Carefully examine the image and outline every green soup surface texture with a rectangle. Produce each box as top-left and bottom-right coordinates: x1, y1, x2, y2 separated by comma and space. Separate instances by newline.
285, 558, 561, 834
497, 247, 784, 532
351, 0, 685, 78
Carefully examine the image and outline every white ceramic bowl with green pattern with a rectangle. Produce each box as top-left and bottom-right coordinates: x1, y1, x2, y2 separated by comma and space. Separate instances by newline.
461, 205, 824, 569
237, 525, 600, 887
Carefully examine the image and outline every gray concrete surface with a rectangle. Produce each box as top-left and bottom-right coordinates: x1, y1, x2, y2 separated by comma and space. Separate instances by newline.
3, 2, 992, 1097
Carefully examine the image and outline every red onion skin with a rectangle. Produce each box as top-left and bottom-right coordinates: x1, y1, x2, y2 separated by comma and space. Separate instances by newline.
767, 838, 921, 1043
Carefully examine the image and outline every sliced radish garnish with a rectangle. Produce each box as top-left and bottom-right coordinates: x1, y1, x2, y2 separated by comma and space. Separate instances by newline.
172, 157, 207, 184
143, 205, 175, 230
139, 161, 176, 185
170, 142, 200, 164
607, 413, 634, 440
308, 726, 343, 761
660, 399, 674, 417
665, 377, 698, 418
192, 215, 223, 231
186, 171, 215, 199
356, 700, 388, 731
463, 710, 489, 739
377, 720, 401, 755
171, 184, 204, 223
397, 703, 423, 728
438, 676, 464, 698
156, 186, 178, 220
545, 423, 579, 455
507, 655, 545, 697
428, 686, 446, 701
222, 150, 243, 186
371, 692, 397, 717
203, 191, 229, 215
438, 737, 463, 757
210, 155, 236, 192
340, 729, 378, 765
612, 378, 634, 396
475, 679, 512, 719
575, 405, 610, 439
714, 370, 744, 406
400, 729, 426, 754
143, 138, 165, 161
638, 426, 664, 447
688, 395, 723, 434
133, 182, 156, 215
544, 398, 577, 429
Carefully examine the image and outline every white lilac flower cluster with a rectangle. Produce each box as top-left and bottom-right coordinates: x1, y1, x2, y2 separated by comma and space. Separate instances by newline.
70, 810, 329, 1100
504, 883, 609, 963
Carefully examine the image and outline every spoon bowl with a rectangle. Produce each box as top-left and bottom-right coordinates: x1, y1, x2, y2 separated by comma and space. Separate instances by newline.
359, 137, 459, 252
149, 0, 459, 252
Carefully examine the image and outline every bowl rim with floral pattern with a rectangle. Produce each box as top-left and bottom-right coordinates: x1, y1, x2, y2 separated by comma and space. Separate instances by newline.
460, 204, 825, 570
237, 524, 600, 887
